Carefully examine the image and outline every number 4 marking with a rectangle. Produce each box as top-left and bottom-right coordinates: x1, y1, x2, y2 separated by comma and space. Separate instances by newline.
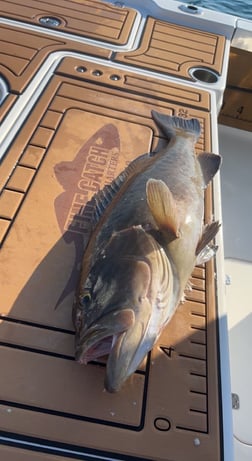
160, 346, 175, 358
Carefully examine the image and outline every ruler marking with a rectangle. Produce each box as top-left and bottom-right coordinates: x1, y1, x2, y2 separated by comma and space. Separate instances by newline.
179, 353, 206, 362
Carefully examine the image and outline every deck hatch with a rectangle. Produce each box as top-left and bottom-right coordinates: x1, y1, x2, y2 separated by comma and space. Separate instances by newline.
0, 23, 112, 95
115, 17, 226, 80
0, 0, 137, 46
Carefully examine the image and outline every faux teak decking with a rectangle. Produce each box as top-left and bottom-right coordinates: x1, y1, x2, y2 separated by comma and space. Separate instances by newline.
0, 1, 225, 460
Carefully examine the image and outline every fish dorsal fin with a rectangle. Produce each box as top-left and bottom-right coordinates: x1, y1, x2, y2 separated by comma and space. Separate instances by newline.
87, 152, 154, 232
196, 221, 221, 256
80, 151, 160, 285
197, 153, 222, 188
146, 179, 180, 238
91, 181, 122, 224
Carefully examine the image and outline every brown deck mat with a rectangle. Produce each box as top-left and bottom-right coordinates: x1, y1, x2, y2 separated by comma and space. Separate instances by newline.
115, 17, 225, 80
0, 10, 225, 124
0, 53, 222, 461
0, 0, 137, 46
0, 23, 111, 95
0, 22, 112, 123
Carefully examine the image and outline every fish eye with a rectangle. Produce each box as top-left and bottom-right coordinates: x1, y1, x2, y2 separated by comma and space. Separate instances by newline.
81, 292, 92, 305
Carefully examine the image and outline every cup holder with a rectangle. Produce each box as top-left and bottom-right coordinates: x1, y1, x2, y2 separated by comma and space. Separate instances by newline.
189, 67, 219, 84
0, 76, 9, 105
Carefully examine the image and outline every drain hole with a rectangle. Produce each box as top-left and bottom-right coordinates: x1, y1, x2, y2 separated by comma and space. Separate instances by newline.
179, 4, 202, 14
92, 70, 103, 76
110, 74, 121, 81
39, 16, 63, 27
190, 67, 219, 83
76, 66, 87, 73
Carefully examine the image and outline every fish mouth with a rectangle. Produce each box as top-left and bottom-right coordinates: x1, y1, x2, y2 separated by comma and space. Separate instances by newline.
75, 308, 135, 365
75, 329, 117, 365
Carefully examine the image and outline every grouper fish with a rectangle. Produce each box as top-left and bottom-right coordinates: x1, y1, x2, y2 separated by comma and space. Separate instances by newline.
73, 111, 221, 392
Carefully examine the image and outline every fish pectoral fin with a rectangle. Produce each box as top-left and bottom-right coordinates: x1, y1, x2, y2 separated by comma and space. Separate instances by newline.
197, 152, 222, 187
146, 179, 180, 238
196, 221, 221, 263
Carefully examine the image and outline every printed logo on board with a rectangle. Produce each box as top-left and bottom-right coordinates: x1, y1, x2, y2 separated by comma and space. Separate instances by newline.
54, 123, 120, 238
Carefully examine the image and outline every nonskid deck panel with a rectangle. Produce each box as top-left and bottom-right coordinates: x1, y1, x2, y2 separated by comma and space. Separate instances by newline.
0, 0, 137, 45
115, 16, 225, 79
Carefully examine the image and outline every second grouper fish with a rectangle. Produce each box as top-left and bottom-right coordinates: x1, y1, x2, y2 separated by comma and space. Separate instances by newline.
73, 111, 221, 392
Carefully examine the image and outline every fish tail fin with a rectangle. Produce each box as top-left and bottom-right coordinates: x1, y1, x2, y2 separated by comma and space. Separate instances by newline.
151, 111, 201, 140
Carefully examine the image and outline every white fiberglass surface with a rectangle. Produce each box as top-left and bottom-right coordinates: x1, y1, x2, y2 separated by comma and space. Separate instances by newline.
219, 124, 252, 448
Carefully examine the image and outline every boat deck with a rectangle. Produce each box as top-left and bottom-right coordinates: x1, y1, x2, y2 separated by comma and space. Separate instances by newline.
0, 1, 227, 460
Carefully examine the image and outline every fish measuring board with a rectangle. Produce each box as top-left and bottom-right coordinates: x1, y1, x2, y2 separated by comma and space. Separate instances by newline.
0, 4, 224, 461
0, 58, 220, 460
219, 47, 252, 132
